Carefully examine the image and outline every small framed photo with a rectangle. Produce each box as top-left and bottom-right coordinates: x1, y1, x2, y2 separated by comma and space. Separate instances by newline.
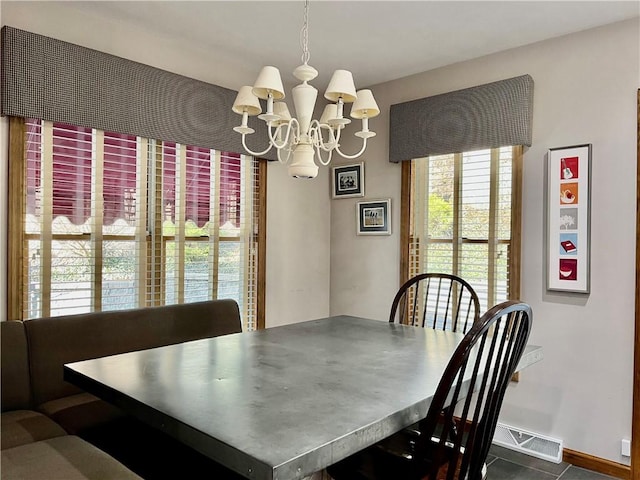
546, 144, 591, 293
357, 199, 391, 235
332, 162, 364, 199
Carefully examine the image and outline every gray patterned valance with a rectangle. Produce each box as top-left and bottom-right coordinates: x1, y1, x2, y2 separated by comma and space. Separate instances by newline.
389, 75, 534, 162
1, 26, 274, 159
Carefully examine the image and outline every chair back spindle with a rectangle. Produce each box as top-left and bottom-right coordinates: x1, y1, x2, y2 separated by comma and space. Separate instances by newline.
390, 273, 481, 333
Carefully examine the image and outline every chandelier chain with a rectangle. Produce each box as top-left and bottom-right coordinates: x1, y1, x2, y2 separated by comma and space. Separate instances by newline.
300, 0, 310, 65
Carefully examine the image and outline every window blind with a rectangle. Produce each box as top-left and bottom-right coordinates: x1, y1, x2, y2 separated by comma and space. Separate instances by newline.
22, 119, 260, 329
409, 147, 518, 312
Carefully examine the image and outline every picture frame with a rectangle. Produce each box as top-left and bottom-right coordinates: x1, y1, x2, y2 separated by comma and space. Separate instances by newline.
546, 144, 592, 293
332, 162, 364, 199
357, 199, 391, 235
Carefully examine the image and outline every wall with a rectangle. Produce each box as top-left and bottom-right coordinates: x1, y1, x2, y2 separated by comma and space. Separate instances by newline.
331, 19, 639, 464
0, 1, 331, 326
266, 164, 331, 327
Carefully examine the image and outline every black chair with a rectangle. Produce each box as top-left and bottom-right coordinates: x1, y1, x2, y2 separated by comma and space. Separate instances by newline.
390, 273, 482, 444
328, 300, 533, 480
390, 273, 481, 333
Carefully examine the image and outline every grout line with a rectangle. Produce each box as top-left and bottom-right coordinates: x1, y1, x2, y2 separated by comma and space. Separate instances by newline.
493, 451, 619, 480
492, 457, 562, 478
486, 455, 499, 467
556, 463, 572, 478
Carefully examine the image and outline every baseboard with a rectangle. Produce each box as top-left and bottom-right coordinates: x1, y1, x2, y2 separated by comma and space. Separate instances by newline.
562, 448, 630, 479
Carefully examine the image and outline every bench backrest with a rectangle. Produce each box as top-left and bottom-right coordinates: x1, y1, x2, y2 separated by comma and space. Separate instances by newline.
24, 300, 242, 407
1, 321, 32, 411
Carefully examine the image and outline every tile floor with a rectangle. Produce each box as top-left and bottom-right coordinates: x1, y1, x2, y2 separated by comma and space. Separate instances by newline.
487, 444, 621, 479
317, 444, 623, 480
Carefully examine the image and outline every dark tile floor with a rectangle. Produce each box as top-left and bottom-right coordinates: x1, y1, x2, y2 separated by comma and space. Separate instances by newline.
487, 445, 621, 480
320, 444, 623, 480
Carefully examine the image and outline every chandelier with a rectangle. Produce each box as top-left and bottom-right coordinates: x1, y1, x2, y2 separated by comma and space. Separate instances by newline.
232, 0, 379, 179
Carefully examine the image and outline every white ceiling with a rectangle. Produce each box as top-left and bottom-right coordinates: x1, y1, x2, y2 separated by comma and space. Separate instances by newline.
62, 1, 639, 92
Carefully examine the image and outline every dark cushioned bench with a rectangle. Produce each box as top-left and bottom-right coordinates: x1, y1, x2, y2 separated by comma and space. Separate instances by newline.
1, 320, 141, 479
1, 299, 243, 480
24, 299, 242, 434
1, 321, 68, 450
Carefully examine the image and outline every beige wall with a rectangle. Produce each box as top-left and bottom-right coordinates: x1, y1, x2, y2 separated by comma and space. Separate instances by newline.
266, 164, 330, 327
1, 0, 638, 466
331, 18, 639, 464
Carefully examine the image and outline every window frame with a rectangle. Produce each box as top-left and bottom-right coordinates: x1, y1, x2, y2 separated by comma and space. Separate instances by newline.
7, 117, 266, 329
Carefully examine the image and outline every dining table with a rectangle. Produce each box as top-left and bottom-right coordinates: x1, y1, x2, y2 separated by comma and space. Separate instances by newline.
64, 315, 543, 480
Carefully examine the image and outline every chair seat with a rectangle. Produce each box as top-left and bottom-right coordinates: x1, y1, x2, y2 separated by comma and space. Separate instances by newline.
327, 436, 488, 480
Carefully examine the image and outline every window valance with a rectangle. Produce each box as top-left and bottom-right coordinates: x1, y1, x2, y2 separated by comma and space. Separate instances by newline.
389, 75, 534, 162
1, 26, 276, 160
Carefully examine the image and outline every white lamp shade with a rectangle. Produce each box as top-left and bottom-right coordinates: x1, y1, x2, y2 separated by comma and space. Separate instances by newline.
273, 102, 291, 126
319, 104, 338, 124
252, 66, 286, 100
232, 86, 262, 116
350, 89, 380, 119
274, 101, 292, 120
324, 70, 357, 103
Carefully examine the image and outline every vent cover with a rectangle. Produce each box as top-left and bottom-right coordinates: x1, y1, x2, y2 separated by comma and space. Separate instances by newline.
493, 423, 563, 464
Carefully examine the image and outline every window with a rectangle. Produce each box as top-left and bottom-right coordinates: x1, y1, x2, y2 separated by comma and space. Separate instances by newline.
401, 146, 522, 312
9, 118, 265, 330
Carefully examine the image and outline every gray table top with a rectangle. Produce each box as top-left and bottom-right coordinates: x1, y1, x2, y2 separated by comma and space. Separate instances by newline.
64, 315, 542, 480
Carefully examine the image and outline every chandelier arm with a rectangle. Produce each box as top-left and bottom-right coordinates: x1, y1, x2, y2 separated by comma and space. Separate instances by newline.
277, 144, 294, 165
267, 121, 297, 150
241, 134, 274, 157
309, 120, 337, 152
334, 125, 343, 144
334, 137, 369, 160
314, 143, 333, 166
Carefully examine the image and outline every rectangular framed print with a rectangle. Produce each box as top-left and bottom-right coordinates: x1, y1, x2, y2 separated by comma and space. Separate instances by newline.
332, 163, 364, 199
546, 144, 591, 293
357, 199, 391, 235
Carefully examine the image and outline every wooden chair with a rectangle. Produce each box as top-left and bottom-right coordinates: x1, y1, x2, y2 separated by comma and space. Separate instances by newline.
328, 300, 533, 480
390, 273, 481, 333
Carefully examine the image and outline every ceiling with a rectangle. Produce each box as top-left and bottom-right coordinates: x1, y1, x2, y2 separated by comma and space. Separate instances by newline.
61, 1, 639, 92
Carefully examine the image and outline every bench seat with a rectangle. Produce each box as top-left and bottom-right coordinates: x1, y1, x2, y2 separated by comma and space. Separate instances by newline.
1, 435, 142, 479
1, 409, 67, 450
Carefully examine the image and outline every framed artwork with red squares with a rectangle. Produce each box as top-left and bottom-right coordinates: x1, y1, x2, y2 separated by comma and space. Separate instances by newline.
546, 144, 591, 293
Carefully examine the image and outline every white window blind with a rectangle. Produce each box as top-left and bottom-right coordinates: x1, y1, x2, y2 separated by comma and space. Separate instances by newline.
22, 118, 260, 330
409, 147, 517, 312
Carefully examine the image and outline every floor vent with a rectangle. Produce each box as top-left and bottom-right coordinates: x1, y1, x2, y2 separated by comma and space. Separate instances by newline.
493, 423, 563, 464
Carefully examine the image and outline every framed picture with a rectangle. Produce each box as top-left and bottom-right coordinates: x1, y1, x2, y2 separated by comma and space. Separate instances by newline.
332, 162, 364, 199
357, 199, 391, 235
546, 144, 591, 293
